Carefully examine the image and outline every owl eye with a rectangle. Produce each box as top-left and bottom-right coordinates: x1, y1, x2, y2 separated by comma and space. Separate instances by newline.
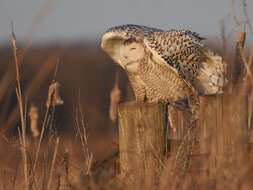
130, 47, 136, 50
123, 37, 137, 45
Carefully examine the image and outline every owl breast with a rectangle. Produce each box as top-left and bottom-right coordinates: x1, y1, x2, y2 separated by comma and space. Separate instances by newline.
132, 56, 191, 103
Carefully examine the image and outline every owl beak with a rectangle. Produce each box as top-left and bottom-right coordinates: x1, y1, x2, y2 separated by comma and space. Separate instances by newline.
117, 59, 127, 70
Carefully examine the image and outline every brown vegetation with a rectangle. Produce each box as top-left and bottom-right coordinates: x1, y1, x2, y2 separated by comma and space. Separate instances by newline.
0, 1, 253, 189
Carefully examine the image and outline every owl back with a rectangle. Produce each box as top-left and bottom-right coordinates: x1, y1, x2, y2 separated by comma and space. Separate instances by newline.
193, 49, 227, 95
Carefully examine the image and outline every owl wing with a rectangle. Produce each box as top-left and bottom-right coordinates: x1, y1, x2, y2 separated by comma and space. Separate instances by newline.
144, 30, 205, 83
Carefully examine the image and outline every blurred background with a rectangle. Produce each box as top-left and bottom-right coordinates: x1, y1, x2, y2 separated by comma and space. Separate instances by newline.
0, 0, 252, 132
0, 0, 253, 189
0, 0, 252, 147
0, 0, 252, 154
0, 0, 253, 43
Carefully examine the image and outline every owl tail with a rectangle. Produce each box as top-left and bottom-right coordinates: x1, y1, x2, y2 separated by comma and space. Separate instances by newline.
194, 49, 227, 95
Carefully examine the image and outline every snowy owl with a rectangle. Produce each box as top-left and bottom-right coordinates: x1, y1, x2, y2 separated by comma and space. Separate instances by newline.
101, 24, 226, 116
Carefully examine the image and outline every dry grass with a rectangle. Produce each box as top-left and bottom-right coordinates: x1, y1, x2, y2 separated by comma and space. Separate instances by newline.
11, 22, 29, 190
0, 34, 251, 190
0, 1, 253, 189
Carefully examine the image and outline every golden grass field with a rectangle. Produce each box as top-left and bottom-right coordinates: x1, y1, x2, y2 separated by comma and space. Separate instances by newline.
1, 6, 253, 189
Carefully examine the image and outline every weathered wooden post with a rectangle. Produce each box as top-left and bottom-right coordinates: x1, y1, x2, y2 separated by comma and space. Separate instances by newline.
118, 102, 167, 187
167, 93, 249, 181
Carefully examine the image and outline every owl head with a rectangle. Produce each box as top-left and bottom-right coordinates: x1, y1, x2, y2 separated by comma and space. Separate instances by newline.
101, 25, 152, 72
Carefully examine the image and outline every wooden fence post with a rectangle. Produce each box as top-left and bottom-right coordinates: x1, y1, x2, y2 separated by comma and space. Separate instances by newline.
118, 94, 249, 187
118, 102, 167, 187
167, 94, 248, 182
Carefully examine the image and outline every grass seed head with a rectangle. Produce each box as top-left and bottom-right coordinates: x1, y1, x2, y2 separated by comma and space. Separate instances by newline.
46, 81, 64, 108
29, 105, 40, 138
